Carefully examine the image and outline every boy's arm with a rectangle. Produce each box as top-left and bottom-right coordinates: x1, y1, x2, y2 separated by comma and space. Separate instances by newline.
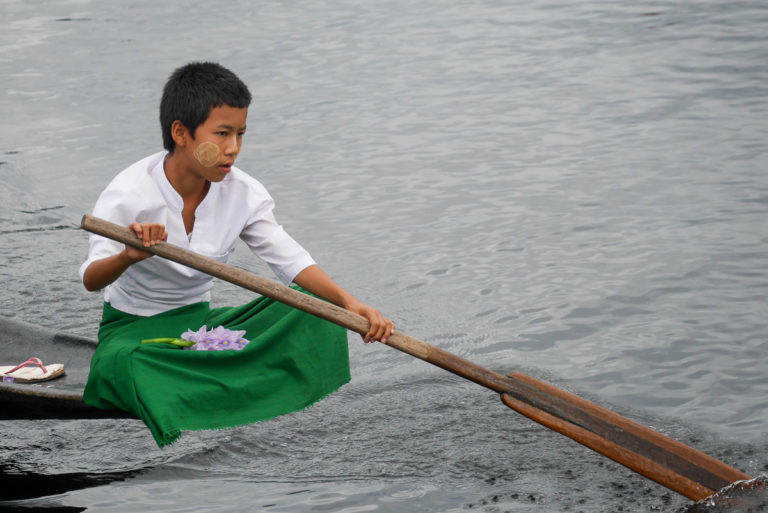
293, 265, 395, 343
82, 223, 167, 291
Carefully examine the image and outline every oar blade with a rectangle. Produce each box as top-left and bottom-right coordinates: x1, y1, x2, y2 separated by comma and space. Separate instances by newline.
501, 373, 750, 501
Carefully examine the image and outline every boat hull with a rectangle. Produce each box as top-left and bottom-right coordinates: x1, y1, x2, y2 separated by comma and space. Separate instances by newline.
0, 315, 134, 419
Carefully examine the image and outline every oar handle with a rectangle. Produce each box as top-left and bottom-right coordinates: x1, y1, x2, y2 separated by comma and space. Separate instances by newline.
80, 214, 511, 392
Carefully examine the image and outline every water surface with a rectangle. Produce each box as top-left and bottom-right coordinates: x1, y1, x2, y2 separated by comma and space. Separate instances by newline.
1, 0, 767, 511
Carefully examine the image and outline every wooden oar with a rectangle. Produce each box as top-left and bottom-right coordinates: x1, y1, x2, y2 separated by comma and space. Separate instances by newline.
80, 214, 751, 501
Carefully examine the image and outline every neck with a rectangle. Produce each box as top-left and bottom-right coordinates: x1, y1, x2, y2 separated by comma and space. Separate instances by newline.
163, 151, 209, 200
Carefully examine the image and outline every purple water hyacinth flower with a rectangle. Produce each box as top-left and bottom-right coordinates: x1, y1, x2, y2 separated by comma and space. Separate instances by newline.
180, 325, 250, 351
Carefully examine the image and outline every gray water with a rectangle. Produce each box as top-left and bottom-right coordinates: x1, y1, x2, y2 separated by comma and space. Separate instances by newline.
1, 0, 767, 511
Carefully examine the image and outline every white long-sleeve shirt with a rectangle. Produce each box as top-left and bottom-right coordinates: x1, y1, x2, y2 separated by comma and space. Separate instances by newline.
79, 151, 315, 316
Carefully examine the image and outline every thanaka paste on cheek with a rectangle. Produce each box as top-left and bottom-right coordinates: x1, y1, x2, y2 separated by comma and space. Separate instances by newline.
193, 142, 221, 167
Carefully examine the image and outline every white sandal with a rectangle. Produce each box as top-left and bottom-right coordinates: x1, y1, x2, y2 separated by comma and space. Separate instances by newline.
1, 357, 65, 383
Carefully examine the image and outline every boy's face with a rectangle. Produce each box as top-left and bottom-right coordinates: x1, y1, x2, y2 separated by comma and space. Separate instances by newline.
182, 104, 248, 182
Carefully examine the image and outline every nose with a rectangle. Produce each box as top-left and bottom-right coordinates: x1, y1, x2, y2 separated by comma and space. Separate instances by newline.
223, 134, 239, 156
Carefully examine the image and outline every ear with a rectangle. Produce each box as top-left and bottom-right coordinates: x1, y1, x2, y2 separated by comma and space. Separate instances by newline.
171, 120, 190, 148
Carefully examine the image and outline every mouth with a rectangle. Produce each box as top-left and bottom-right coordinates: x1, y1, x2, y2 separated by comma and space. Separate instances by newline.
218, 163, 233, 173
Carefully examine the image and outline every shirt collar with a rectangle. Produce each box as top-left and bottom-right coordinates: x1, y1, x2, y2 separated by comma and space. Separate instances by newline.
152, 151, 184, 212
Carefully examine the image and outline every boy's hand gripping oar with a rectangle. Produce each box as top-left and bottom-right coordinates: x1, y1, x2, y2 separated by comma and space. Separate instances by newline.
81, 214, 751, 501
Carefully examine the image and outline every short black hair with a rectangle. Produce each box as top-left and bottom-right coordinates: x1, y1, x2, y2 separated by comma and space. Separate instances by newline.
160, 62, 252, 152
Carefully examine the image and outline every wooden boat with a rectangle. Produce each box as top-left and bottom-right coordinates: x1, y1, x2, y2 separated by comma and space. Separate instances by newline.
3, 313, 765, 509
2, 215, 756, 503
0, 314, 133, 419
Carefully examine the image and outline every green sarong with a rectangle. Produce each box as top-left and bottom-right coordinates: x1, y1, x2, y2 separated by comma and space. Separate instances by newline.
82, 290, 350, 447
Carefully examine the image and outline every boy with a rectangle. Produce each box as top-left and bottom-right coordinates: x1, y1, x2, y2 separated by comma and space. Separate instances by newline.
80, 62, 394, 446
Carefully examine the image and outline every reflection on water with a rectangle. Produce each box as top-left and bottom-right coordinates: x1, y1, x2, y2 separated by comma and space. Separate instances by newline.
1, 0, 767, 511
0, 465, 139, 502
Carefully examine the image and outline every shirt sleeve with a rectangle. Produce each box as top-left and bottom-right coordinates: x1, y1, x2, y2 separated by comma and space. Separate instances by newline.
238, 194, 316, 286
78, 184, 141, 283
